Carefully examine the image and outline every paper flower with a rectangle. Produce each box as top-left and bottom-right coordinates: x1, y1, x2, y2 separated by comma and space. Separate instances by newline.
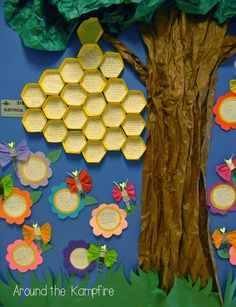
207, 182, 236, 215
6, 239, 43, 272
49, 183, 84, 219
229, 246, 236, 265
17, 151, 52, 189
0, 187, 33, 224
213, 92, 236, 131
63, 240, 96, 276
90, 203, 128, 238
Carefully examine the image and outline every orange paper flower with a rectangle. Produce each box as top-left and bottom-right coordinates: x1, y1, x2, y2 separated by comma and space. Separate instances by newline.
213, 92, 236, 131
90, 203, 128, 238
6, 239, 43, 272
0, 187, 33, 225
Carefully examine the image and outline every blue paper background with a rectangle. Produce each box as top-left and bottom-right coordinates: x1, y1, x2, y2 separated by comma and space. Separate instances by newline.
1, 4, 236, 294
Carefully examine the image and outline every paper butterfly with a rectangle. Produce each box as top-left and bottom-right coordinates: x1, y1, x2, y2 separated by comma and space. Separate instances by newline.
212, 228, 236, 249
0, 140, 30, 172
0, 174, 13, 199
87, 244, 118, 273
66, 169, 92, 196
23, 222, 52, 252
113, 179, 136, 211
216, 155, 236, 185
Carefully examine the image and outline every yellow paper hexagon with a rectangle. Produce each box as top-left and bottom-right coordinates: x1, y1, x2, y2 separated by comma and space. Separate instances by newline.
103, 78, 128, 103
100, 52, 124, 78
39, 69, 64, 95
103, 128, 126, 151
61, 84, 87, 106
122, 114, 146, 136
83, 93, 106, 116
80, 70, 106, 93
82, 140, 106, 163
83, 117, 106, 140
122, 137, 146, 160
43, 120, 67, 143
102, 104, 126, 127
42, 96, 67, 119
63, 106, 87, 130
78, 44, 103, 70
122, 90, 147, 113
62, 131, 87, 154
21, 83, 46, 108
22, 109, 47, 132
77, 17, 103, 45
59, 58, 84, 83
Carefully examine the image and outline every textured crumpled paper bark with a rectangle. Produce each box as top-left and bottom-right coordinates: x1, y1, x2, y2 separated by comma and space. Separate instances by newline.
138, 10, 236, 294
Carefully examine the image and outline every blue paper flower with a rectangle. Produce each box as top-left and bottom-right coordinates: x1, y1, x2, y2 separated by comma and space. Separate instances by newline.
49, 183, 85, 219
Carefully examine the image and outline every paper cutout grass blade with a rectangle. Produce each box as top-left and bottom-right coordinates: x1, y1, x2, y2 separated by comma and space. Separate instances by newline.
0, 139, 30, 172
113, 179, 136, 211
87, 244, 118, 273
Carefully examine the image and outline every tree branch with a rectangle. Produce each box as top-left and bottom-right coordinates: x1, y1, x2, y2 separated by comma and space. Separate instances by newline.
102, 32, 148, 85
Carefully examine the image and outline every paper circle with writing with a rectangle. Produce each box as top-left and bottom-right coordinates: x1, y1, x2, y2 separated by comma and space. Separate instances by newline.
49, 183, 84, 219
63, 240, 96, 276
0, 187, 33, 224
18, 151, 52, 189
213, 92, 236, 131
90, 203, 128, 238
208, 182, 236, 215
6, 240, 43, 272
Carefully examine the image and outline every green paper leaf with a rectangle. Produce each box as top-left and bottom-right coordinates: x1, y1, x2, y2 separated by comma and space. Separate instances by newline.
125, 204, 137, 215
84, 195, 97, 206
232, 176, 236, 187
30, 191, 42, 204
217, 249, 230, 259
41, 243, 53, 254
46, 150, 62, 163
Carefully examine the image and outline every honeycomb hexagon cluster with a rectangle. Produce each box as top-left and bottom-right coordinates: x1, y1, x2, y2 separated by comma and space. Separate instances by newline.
21, 18, 147, 163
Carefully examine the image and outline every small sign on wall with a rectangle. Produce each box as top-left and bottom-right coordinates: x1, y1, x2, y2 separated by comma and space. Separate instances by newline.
1, 100, 26, 117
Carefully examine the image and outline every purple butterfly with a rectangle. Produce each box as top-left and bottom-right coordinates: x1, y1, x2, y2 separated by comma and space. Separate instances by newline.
0, 140, 30, 171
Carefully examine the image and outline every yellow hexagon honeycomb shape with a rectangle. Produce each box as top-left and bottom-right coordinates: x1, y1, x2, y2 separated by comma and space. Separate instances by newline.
62, 131, 87, 154
59, 58, 84, 83
42, 96, 67, 119
83, 93, 106, 116
21, 83, 46, 108
122, 114, 146, 136
78, 44, 103, 70
82, 140, 106, 163
103, 128, 126, 151
83, 117, 106, 140
39, 70, 64, 95
102, 104, 126, 127
81, 70, 106, 93
100, 52, 124, 78
61, 84, 87, 106
22, 109, 47, 133
122, 137, 146, 160
43, 120, 67, 143
122, 90, 147, 113
103, 78, 128, 103
63, 106, 87, 130
77, 17, 103, 45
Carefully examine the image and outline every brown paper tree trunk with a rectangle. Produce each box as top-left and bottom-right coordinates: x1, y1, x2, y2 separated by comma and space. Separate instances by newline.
103, 9, 236, 295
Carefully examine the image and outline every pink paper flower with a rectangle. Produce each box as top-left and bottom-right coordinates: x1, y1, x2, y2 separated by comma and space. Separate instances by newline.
229, 246, 236, 265
18, 151, 52, 189
6, 239, 43, 272
90, 203, 128, 238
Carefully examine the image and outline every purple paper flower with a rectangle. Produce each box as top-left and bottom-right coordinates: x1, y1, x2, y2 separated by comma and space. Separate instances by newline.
207, 182, 236, 215
63, 240, 96, 276
17, 151, 52, 189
